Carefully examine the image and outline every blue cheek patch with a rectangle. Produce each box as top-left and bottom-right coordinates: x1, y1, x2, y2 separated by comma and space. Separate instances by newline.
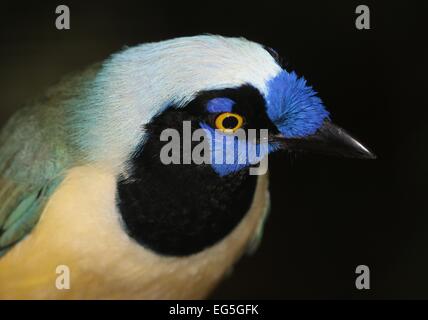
266, 70, 329, 138
199, 123, 278, 176
206, 97, 235, 113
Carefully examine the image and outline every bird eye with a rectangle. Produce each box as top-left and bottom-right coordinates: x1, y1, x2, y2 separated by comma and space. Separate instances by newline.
215, 112, 244, 133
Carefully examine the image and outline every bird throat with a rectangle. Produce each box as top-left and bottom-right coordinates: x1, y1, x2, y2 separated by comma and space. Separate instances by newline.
116, 139, 257, 256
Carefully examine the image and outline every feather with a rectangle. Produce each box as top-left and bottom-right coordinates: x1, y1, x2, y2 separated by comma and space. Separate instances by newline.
0, 104, 70, 257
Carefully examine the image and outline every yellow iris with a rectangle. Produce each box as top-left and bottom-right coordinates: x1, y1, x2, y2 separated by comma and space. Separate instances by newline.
215, 112, 244, 133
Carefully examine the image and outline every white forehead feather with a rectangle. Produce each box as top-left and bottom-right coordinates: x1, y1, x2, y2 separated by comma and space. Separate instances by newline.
109, 35, 279, 103
77, 35, 281, 172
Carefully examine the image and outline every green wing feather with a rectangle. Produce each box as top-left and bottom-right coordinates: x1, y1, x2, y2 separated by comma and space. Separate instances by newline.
0, 64, 102, 258
0, 177, 63, 256
0, 105, 70, 258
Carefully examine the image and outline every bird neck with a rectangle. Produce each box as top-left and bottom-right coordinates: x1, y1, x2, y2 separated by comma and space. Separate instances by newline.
116, 144, 257, 257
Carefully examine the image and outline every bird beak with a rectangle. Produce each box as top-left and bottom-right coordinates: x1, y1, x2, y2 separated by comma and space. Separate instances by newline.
273, 120, 376, 159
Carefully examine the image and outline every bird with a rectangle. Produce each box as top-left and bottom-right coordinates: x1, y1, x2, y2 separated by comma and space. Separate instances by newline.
0, 35, 375, 299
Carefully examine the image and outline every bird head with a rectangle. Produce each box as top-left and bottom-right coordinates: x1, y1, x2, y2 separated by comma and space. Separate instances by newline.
74, 35, 374, 176
70, 35, 375, 255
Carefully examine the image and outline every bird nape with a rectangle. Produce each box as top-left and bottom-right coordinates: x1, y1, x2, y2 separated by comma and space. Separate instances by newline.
0, 35, 375, 299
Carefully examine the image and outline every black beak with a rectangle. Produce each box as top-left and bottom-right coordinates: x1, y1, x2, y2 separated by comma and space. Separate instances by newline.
273, 120, 376, 159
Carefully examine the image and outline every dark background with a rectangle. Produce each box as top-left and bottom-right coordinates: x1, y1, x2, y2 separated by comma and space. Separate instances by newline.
0, 1, 426, 299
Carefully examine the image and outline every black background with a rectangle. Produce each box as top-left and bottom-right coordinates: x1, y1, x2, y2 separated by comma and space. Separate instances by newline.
0, 1, 426, 299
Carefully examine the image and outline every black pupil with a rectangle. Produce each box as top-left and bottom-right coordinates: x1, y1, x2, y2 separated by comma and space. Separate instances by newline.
222, 116, 239, 129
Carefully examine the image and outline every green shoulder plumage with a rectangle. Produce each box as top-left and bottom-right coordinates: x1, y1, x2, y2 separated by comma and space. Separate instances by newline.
0, 101, 72, 257
0, 64, 103, 257
0, 62, 124, 257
